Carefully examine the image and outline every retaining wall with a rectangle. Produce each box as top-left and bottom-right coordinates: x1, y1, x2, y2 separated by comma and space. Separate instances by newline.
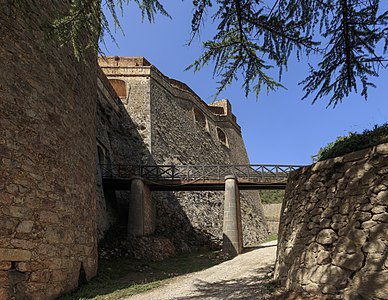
263, 204, 282, 234
276, 143, 388, 299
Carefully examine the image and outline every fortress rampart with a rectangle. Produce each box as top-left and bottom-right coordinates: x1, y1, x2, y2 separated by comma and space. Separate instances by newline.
98, 56, 268, 249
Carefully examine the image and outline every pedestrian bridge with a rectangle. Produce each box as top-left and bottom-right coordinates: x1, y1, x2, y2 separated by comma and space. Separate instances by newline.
99, 163, 303, 256
100, 164, 303, 191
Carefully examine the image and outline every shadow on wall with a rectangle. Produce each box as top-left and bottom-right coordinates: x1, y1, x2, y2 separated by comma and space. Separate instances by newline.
96, 76, 222, 255
154, 191, 222, 251
276, 145, 388, 299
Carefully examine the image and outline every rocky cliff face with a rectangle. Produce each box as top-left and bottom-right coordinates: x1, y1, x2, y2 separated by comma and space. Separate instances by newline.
276, 143, 388, 299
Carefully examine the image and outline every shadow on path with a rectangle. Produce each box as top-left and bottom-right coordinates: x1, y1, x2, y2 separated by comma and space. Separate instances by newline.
243, 243, 278, 253
172, 264, 276, 300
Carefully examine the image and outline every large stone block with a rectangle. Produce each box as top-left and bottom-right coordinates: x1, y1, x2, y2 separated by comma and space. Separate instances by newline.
0, 249, 31, 261
316, 229, 337, 245
332, 251, 364, 270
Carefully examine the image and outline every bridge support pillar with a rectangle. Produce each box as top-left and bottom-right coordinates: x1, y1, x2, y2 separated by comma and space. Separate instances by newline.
223, 175, 243, 256
128, 177, 153, 237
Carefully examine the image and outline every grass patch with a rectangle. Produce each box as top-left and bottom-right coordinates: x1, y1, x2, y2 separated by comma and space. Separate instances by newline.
263, 233, 278, 243
58, 249, 229, 300
245, 234, 278, 248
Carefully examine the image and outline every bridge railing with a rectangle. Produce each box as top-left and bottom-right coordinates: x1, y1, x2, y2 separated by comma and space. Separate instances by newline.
99, 164, 302, 181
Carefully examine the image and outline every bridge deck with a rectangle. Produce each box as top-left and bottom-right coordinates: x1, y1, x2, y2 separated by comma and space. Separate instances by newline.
100, 164, 302, 191
102, 178, 288, 191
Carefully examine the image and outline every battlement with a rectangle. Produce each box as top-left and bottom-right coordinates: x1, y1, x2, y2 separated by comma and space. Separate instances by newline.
98, 56, 151, 67
209, 99, 237, 123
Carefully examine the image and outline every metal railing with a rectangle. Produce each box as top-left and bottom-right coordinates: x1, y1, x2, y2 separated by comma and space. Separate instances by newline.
100, 164, 302, 181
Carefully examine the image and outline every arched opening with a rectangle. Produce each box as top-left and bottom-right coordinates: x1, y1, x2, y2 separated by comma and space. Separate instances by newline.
216, 127, 228, 147
109, 79, 127, 98
193, 107, 208, 130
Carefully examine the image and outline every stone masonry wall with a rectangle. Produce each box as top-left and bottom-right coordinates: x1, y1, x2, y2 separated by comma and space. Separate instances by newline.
96, 68, 153, 240
148, 68, 267, 248
0, 2, 97, 299
275, 143, 388, 299
99, 57, 268, 250
263, 204, 282, 234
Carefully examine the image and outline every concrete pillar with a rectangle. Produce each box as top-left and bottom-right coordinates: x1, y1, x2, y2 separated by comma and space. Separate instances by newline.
128, 177, 152, 237
223, 175, 243, 256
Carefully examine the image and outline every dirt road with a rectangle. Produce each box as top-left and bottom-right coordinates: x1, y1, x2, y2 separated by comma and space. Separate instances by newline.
125, 240, 278, 300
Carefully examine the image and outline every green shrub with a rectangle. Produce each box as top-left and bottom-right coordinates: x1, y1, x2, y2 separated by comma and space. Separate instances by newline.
317, 123, 388, 161
260, 190, 285, 204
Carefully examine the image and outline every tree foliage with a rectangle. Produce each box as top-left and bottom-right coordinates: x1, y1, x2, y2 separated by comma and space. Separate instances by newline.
53, 0, 388, 107
259, 190, 285, 204
51, 0, 169, 59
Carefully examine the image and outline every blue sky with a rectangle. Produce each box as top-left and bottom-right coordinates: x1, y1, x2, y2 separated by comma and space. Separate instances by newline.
100, 2, 388, 165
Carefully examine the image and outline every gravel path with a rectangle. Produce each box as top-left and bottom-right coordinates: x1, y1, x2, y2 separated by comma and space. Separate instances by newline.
125, 240, 278, 300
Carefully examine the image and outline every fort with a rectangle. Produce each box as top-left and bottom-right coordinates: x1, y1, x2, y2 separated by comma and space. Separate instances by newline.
1, 1, 387, 299
0, 1, 267, 297
95, 55, 268, 251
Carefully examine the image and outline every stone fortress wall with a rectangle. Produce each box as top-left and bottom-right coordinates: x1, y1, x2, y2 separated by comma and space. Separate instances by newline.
0, 4, 268, 295
98, 56, 268, 249
263, 203, 282, 234
0, 1, 98, 299
95, 67, 155, 240
275, 143, 388, 299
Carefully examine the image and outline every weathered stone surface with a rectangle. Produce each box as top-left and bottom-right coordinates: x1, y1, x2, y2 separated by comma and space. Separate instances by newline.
0, 262, 11, 271
15, 262, 30, 273
317, 251, 331, 265
316, 229, 338, 245
332, 251, 364, 270
350, 271, 388, 299
362, 240, 387, 254
16, 221, 34, 233
372, 212, 388, 223
361, 220, 378, 229
263, 204, 282, 234
0, 249, 31, 261
275, 143, 388, 299
310, 265, 346, 286
373, 190, 388, 205
0, 0, 98, 298
331, 221, 346, 231
0, 288, 8, 299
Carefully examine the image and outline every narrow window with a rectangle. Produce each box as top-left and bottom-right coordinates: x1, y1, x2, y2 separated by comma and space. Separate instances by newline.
109, 79, 127, 98
193, 107, 208, 130
97, 145, 105, 165
217, 127, 228, 147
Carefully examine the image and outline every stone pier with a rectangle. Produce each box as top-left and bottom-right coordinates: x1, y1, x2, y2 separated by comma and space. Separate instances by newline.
128, 177, 154, 236
223, 175, 243, 256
